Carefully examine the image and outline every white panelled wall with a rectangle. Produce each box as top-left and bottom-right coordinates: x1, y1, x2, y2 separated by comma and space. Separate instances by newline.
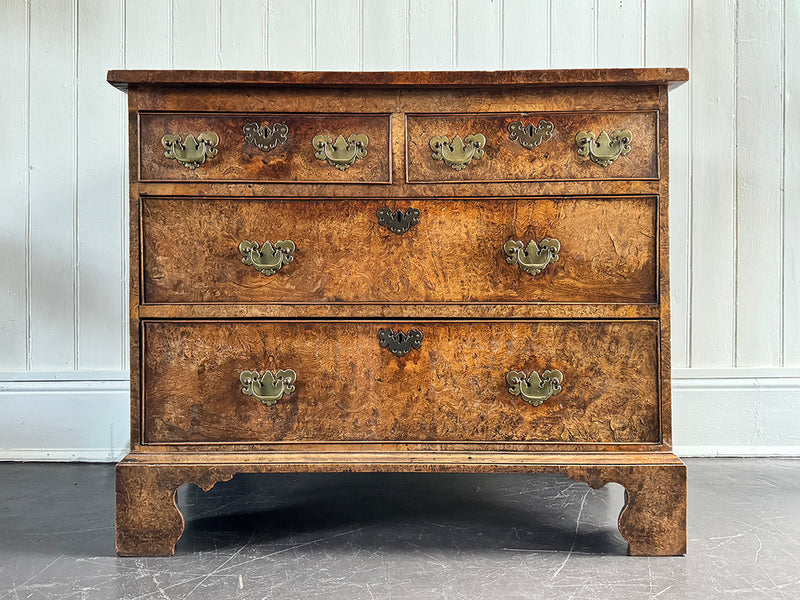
0, 0, 798, 460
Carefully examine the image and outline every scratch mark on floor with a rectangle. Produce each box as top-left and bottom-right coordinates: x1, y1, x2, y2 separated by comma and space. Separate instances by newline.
0, 554, 64, 600
551, 490, 589, 580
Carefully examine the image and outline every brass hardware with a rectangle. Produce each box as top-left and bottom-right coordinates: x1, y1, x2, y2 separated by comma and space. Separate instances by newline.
378, 328, 423, 357
506, 369, 563, 407
240, 369, 297, 406
376, 207, 421, 234
312, 134, 369, 170
503, 238, 560, 276
161, 132, 219, 169
239, 239, 296, 276
243, 122, 288, 153
429, 134, 486, 170
575, 129, 632, 167
508, 120, 554, 151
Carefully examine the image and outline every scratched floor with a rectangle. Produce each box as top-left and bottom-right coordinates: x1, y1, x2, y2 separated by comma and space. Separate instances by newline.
0, 459, 798, 599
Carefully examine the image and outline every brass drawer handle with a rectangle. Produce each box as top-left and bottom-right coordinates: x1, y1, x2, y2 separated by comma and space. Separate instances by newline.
506, 369, 563, 407
312, 134, 369, 170
508, 120, 554, 150
376, 207, 421, 234
575, 129, 632, 167
239, 239, 296, 276
429, 134, 486, 170
378, 328, 423, 357
243, 122, 288, 153
240, 369, 297, 406
161, 132, 219, 169
503, 238, 560, 276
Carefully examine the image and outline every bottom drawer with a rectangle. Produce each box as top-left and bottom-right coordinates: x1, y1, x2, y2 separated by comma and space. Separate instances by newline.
142, 320, 660, 444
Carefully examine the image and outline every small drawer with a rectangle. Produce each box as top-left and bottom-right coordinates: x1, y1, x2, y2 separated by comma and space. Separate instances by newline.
142, 320, 660, 445
405, 111, 658, 182
138, 112, 391, 183
140, 196, 658, 305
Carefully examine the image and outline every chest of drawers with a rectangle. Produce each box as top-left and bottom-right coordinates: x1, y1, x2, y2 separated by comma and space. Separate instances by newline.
109, 69, 688, 557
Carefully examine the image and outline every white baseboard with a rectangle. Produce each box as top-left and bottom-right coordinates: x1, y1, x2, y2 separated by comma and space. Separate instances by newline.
671, 368, 800, 457
0, 449, 129, 461
1, 368, 798, 462
0, 371, 129, 462
673, 446, 800, 457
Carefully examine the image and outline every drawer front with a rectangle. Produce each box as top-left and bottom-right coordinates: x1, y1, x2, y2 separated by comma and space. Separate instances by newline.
138, 112, 391, 183
141, 197, 657, 305
142, 320, 660, 444
406, 111, 658, 182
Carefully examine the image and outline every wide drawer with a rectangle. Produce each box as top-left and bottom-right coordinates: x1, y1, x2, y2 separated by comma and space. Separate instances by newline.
141, 196, 658, 305
142, 320, 660, 445
406, 111, 658, 182
138, 112, 391, 183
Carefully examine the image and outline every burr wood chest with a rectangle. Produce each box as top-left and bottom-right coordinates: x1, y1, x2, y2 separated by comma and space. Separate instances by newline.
108, 68, 689, 556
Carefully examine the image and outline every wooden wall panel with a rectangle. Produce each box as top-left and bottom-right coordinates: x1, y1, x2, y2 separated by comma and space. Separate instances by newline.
597, 0, 643, 68
76, 0, 125, 369
689, 0, 737, 367
408, 0, 453, 69
501, 0, 549, 70
172, 0, 218, 69
27, 0, 76, 369
362, 0, 407, 70
550, 0, 594, 68
125, 0, 171, 69
735, 0, 784, 367
0, 0, 29, 369
220, 0, 267, 70
315, 0, 361, 70
267, 0, 313, 70
786, 0, 800, 367
456, 0, 500, 70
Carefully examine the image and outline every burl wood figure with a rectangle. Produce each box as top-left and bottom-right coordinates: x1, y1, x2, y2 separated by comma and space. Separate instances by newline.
108, 68, 689, 557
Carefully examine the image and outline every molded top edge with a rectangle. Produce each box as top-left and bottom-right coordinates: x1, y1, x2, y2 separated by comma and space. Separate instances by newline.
107, 68, 689, 90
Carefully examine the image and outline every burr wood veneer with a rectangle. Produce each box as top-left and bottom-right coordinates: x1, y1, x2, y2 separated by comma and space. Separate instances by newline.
109, 68, 688, 557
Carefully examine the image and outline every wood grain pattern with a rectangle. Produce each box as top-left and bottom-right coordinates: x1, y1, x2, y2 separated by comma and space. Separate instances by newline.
139, 113, 391, 183
141, 196, 657, 305
406, 111, 659, 182
131, 178, 661, 201
116, 453, 686, 556
137, 303, 661, 321
657, 88, 674, 449
142, 320, 660, 444
107, 68, 690, 89
130, 85, 662, 116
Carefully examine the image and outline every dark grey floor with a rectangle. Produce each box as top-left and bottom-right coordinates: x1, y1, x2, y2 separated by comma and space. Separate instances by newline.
0, 459, 798, 599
